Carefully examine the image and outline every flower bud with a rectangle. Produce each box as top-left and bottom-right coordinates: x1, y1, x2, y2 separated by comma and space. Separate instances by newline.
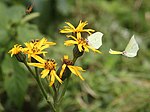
15, 52, 26, 63
73, 45, 84, 61
57, 66, 71, 81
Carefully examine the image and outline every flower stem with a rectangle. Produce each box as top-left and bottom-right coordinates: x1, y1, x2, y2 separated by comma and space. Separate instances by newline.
72, 57, 77, 64
24, 62, 56, 112
24, 61, 36, 79
46, 78, 54, 96
58, 77, 69, 103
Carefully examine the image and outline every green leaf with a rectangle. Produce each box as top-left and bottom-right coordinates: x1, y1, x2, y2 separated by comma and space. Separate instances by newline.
0, 102, 4, 112
1, 55, 13, 75
0, 2, 9, 28
8, 5, 25, 24
0, 28, 9, 46
57, 0, 70, 15
21, 12, 40, 24
17, 23, 43, 42
4, 57, 28, 108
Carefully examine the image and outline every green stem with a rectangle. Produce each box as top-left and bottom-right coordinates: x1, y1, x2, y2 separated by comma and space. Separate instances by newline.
24, 62, 36, 79
58, 77, 69, 103
72, 57, 77, 64
53, 83, 59, 110
46, 78, 54, 96
24, 62, 56, 112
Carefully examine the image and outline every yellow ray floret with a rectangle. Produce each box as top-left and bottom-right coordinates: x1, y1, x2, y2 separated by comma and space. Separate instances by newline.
28, 56, 62, 86
60, 20, 95, 36
23, 38, 56, 60
59, 55, 85, 80
8, 44, 23, 57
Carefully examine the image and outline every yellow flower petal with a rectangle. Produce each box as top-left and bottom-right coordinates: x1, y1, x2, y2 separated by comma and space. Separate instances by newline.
64, 55, 68, 59
41, 69, 49, 78
60, 21, 94, 35
60, 29, 73, 33
82, 29, 95, 34
88, 46, 102, 53
66, 35, 77, 40
68, 66, 85, 80
31, 55, 46, 63
60, 64, 67, 78
28, 63, 44, 68
75, 66, 85, 71
78, 44, 83, 52
8, 44, 23, 57
53, 71, 62, 84
75, 70, 84, 80
65, 22, 75, 30
83, 46, 89, 52
38, 38, 46, 47
77, 33, 81, 39
40, 44, 49, 50
68, 66, 77, 76
64, 40, 78, 46
50, 71, 55, 86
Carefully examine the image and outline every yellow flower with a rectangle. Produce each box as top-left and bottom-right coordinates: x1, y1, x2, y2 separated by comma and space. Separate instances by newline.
64, 35, 101, 53
28, 56, 62, 86
60, 55, 85, 80
60, 20, 95, 37
8, 44, 23, 57
23, 38, 56, 60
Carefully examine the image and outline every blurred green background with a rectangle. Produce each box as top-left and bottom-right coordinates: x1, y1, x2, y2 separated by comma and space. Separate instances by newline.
0, 0, 150, 112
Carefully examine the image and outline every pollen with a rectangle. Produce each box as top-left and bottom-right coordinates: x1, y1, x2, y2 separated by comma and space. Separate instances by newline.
78, 38, 87, 45
32, 46, 40, 53
44, 59, 56, 70
63, 59, 73, 65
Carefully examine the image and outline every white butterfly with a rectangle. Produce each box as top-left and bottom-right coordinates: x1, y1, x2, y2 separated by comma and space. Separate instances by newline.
87, 32, 103, 49
109, 35, 139, 57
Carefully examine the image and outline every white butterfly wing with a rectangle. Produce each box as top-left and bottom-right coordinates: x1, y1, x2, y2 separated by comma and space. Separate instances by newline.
87, 32, 103, 49
123, 35, 139, 57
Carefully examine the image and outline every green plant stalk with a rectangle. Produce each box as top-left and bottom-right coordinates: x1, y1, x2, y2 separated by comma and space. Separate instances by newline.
58, 77, 69, 103
72, 56, 78, 64
46, 78, 54, 97
24, 62, 56, 112
53, 55, 79, 111
55, 56, 78, 104
53, 79, 69, 112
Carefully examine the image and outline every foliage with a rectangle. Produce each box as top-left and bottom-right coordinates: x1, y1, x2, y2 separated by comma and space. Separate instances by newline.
0, 0, 150, 112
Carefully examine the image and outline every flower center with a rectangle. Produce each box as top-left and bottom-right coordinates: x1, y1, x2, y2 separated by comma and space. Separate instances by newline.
44, 59, 56, 70
32, 46, 40, 53
63, 59, 73, 65
78, 38, 87, 45
31, 39, 40, 43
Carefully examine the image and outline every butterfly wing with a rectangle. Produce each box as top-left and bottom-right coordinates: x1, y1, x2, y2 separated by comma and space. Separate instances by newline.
87, 32, 103, 49
123, 35, 139, 57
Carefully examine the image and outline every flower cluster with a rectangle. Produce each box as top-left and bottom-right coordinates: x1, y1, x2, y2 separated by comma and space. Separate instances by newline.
60, 20, 103, 54
9, 21, 92, 86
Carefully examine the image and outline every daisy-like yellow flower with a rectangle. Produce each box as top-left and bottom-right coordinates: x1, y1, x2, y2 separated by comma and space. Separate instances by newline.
8, 44, 23, 57
60, 20, 95, 37
28, 56, 62, 86
23, 38, 56, 60
64, 35, 101, 53
60, 55, 85, 80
